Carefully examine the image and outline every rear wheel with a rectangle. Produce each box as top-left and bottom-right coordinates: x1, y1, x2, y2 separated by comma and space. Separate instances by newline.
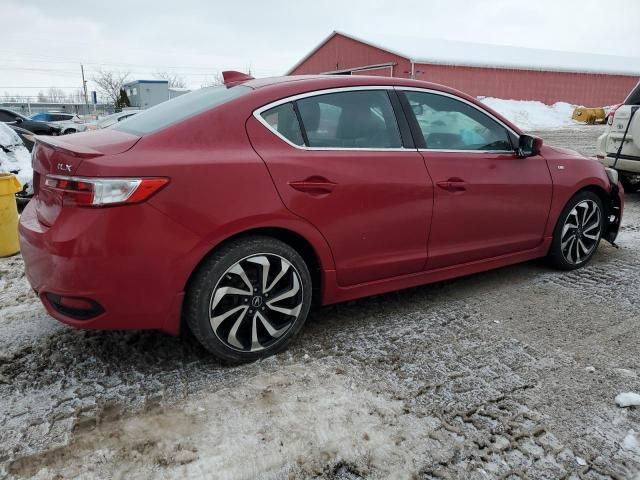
549, 191, 603, 270
185, 236, 312, 363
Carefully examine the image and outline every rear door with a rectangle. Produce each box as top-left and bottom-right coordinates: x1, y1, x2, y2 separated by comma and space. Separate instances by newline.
247, 87, 434, 286
398, 89, 552, 270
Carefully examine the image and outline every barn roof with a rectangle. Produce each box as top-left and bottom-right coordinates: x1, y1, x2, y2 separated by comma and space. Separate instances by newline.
288, 31, 640, 76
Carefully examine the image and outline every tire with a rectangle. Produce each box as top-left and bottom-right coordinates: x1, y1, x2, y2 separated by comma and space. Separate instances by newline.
549, 191, 604, 270
185, 236, 312, 363
64, 129, 76, 135
621, 175, 640, 193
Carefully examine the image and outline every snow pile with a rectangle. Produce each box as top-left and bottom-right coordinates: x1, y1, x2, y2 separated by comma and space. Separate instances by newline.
622, 430, 639, 452
0, 123, 32, 193
615, 392, 640, 407
479, 97, 577, 130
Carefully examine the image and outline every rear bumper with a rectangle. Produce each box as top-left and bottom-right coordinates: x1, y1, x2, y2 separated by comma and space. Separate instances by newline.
600, 153, 640, 174
18, 200, 201, 334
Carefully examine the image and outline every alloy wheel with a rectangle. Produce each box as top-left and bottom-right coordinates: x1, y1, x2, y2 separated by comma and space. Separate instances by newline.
209, 253, 304, 352
560, 199, 602, 265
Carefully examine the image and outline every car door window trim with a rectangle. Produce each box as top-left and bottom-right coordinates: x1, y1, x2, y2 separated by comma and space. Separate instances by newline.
254, 86, 520, 153
253, 86, 411, 152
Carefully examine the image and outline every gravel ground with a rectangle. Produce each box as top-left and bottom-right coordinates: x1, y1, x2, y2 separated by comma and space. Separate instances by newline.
1, 125, 639, 479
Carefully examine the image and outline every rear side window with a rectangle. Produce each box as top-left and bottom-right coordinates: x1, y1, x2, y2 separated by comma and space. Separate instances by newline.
260, 103, 304, 146
50, 114, 72, 121
296, 90, 402, 148
113, 85, 251, 136
403, 91, 512, 151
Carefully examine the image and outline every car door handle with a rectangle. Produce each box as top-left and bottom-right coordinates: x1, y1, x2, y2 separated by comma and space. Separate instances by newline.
436, 178, 467, 192
289, 177, 337, 195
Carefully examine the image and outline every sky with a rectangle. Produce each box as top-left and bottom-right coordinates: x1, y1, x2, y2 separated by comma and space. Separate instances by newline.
1, 0, 640, 100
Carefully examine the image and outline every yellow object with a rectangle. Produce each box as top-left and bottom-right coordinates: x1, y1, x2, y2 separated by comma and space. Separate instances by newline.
572, 106, 606, 125
0, 173, 22, 257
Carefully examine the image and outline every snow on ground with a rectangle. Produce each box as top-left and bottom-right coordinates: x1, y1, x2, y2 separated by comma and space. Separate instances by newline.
480, 97, 578, 130
0, 123, 32, 192
1, 126, 640, 479
624, 431, 640, 453
616, 392, 640, 407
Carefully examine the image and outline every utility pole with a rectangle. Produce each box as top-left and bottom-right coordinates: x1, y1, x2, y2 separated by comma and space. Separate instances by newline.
80, 64, 90, 116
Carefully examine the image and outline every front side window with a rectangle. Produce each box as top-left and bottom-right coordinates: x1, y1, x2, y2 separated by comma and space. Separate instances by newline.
296, 90, 402, 149
404, 91, 512, 151
260, 103, 304, 146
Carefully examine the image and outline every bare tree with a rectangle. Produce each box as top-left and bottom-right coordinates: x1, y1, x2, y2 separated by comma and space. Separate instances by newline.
37, 91, 47, 103
92, 70, 130, 105
201, 72, 224, 88
153, 71, 187, 88
47, 87, 66, 103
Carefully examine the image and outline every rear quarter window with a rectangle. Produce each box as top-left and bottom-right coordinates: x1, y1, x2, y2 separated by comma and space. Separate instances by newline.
260, 103, 305, 146
113, 85, 252, 136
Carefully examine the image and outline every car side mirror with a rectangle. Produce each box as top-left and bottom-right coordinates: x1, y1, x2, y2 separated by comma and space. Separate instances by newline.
14, 117, 23, 123
517, 134, 543, 158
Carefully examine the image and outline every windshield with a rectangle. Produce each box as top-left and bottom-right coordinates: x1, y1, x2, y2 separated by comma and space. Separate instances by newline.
624, 80, 640, 105
113, 85, 252, 136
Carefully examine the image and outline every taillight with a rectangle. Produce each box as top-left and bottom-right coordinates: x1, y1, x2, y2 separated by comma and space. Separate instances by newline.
607, 104, 622, 125
43, 175, 169, 207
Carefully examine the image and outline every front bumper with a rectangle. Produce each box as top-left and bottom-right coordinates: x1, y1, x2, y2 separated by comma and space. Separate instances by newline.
18, 200, 201, 334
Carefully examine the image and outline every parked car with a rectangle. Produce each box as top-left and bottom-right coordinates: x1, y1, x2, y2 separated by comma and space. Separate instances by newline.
0, 122, 33, 197
597, 80, 640, 191
29, 112, 87, 134
8, 125, 35, 151
85, 110, 142, 130
0, 108, 61, 136
19, 73, 623, 363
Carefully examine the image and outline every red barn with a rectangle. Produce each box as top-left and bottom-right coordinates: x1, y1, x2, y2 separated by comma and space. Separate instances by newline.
287, 31, 640, 106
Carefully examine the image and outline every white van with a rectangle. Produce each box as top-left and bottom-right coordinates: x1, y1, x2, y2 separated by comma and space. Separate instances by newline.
597, 80, 640, 191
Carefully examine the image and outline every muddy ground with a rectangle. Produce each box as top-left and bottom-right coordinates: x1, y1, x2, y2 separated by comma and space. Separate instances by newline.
1, 125, 639, 479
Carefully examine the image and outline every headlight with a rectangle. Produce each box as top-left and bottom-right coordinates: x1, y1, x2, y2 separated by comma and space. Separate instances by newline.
605, 167, 619, 186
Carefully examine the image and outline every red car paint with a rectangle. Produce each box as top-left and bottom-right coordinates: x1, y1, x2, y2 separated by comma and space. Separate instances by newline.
18, 75, 623, 335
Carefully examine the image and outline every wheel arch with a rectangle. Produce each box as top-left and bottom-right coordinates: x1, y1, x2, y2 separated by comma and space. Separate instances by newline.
549, 183, 620, 248
576, 184, 610, 207
183, 226, 328, 311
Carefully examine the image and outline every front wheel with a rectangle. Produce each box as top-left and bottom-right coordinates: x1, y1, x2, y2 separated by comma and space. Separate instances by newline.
185, 236, 312, 363
549, 191, 603, 270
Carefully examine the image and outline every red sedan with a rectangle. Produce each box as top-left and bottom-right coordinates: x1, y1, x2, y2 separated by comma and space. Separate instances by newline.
19, 73, 623, 362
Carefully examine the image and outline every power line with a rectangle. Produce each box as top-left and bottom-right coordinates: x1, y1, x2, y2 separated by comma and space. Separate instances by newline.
0, 51, 223, 71
0, 86, 82, 89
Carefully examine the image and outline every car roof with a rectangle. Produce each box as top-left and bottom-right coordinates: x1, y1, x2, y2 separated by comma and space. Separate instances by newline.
244, 74, 458, 93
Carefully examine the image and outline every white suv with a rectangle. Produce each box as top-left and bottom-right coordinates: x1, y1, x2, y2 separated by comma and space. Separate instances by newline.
597, 80, 640, 191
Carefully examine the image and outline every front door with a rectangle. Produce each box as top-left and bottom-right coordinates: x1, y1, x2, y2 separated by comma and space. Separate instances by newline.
248, 88, 433, 286
399, 89, 553, 270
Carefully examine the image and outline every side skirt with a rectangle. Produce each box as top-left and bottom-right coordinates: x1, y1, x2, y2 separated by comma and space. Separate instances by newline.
321, 238, 552, 305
